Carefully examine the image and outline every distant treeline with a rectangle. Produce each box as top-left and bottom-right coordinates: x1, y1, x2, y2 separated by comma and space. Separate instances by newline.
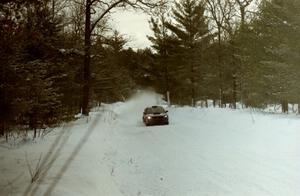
148, 0, 300, 111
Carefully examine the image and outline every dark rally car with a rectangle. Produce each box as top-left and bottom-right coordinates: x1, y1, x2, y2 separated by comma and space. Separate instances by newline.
143, 106, 169, 126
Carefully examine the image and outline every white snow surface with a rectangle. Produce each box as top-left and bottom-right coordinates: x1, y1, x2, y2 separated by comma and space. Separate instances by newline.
1, 91, 300, 196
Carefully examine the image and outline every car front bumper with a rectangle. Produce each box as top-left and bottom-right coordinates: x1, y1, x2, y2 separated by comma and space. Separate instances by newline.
146, 116, 169, 125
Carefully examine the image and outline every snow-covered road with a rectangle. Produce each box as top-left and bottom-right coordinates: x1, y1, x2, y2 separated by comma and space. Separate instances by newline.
1, 92, 300, 196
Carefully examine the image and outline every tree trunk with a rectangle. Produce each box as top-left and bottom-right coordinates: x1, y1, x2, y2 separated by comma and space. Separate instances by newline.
0, 121, 4, 136
166, 91, 170, 107
281, 100, 288, 113
191, 63, 195, 107
82, 0, 92, 116
33, 128, 37, 139
217, 26, 223, 108
232, 74, 237, 109
0, 114, 3, 137
52, 0, 55, 20
163, 53, 170, 106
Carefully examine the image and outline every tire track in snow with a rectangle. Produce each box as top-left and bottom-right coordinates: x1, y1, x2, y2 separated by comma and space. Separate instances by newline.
23, 123, 74, 196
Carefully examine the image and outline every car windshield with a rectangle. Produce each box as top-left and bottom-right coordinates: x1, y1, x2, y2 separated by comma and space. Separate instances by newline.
146, 107, 165, 114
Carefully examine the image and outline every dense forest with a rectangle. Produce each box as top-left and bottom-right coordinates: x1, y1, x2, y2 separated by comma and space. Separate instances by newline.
1, 0, 300, 138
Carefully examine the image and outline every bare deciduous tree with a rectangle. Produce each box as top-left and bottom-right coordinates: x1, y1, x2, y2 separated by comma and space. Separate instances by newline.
205, 0, 236, 107
81, 0, 163, 115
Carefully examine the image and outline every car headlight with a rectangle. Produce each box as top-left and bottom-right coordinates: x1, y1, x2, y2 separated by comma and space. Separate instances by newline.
164, 115, 168, 118
147, 116, 151, 119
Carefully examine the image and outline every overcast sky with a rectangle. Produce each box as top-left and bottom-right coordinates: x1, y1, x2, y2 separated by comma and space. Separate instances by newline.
110, 10, 153, 49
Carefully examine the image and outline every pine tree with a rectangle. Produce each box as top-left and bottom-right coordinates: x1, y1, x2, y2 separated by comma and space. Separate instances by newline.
165, 0, 210, 106
147, 2, 179, 104
0, 0, 76, 138
92, 31, 135, 103
246, 0, 300, 112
